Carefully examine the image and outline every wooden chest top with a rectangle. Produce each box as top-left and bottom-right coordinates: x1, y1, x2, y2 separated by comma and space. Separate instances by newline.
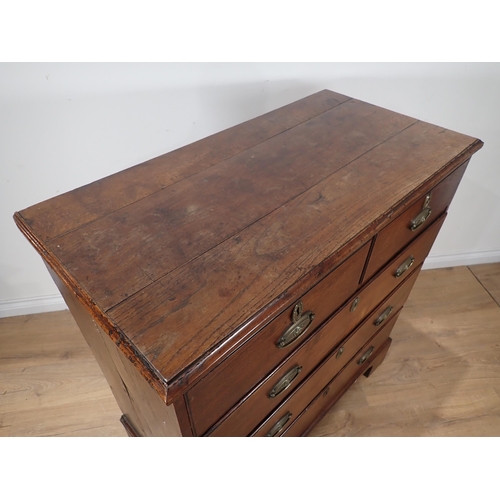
14, 90, 483, 401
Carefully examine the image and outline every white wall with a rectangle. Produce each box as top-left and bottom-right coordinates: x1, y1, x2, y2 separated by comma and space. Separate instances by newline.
1, 63, 499, 317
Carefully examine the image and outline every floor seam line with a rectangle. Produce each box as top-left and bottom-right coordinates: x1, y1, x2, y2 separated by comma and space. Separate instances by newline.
466, 266, 500, 308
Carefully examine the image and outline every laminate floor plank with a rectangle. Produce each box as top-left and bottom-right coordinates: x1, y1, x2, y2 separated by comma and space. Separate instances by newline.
0, 311, 126, 437
7, 398, 126, 437
0, 426, 11, 437
469, 263, 500, 306
1, 265, 499, 437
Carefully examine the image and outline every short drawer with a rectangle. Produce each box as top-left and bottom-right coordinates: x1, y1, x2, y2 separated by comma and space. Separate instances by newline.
187, 242, 370, 435
357, 211, 445, 311
340, 212, 444, 333
252, 309, 401, 437
363, 160, 468, 281
283, 337, 393, 437
208, 263, 420, 436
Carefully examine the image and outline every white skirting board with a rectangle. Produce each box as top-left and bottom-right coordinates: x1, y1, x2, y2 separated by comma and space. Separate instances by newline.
0, 294, 67, 319
1, 250, 499, 318
422, 249, 500, 270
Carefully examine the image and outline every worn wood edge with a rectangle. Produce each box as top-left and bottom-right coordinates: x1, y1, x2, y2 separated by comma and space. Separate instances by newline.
174, 395, 195, 437
299, 337, 393, 437
121, 125, 476, 374
163, 142, 482, 401
167, 239, 372, 403
12, 211, 170, 404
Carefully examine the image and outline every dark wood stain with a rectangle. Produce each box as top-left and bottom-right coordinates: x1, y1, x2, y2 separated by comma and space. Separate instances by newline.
43, 98, 417, 311
13, 89, 483, 427
106, 122, 481, 397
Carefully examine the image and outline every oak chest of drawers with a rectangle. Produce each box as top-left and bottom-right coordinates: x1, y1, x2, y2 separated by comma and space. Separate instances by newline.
14, 90, 483, 437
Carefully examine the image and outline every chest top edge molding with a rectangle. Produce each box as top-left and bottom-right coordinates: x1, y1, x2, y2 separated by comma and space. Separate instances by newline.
13, 89, 484, 406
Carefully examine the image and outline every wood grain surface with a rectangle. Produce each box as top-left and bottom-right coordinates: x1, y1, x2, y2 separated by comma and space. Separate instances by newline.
469, 263, 500, 306
18, 90, 350, 242
186, 242, 370, 435
107, 121, 480, 393
0, 311, 126, 437
363, 160, 468, 280
44, 98, 415, 311
13, 89, 483, 402
2, 263, 498, 437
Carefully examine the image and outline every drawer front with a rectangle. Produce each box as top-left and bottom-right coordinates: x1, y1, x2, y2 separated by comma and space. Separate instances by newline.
360, 211, 445, 304
209, 263, 421, 436
363, 160, 468, 281
187, 242, 370, 435
344, 212, 445, 328
252, 309, 401, 437
283, 337, 393, 437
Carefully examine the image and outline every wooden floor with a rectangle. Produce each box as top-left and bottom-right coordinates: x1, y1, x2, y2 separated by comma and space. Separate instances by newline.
1, 264, 500, 437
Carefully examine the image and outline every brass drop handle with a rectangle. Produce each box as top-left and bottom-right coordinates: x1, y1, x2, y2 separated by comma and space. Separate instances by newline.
357, 346, 375, 365
266, 412, 292, 437
410, 207, 432, 231
410, 192, 432, 231
374, 305, 393, 326
269, 366, 302, 399
350, 296, 360, 312
395, 255, 415, 278
276, 301, 315, 349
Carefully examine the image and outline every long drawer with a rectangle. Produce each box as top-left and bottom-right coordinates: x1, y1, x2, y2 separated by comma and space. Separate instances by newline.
187, 242, 370, 435
283, 337, 393, 437
204, 213, 444, 435
208, 264, 420, 436
251, 305, 403, 437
